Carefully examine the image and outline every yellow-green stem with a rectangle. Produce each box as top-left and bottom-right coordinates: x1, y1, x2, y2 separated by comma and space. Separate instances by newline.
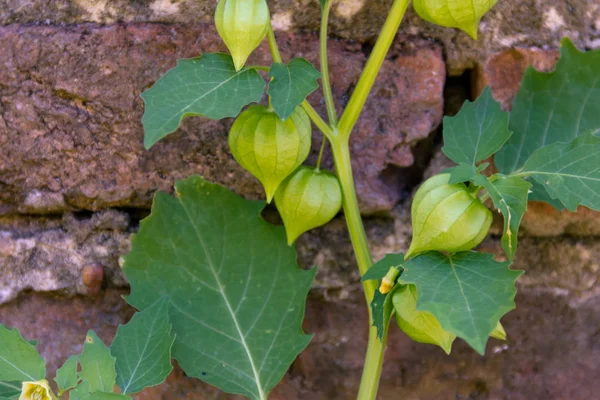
337, 0, 411, 139
316, 137, 327, 170
320, 0, 338, 125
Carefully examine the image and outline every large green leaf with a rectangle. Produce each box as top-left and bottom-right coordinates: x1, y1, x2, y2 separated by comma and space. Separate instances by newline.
521, 133, 600, 211
141, 53, 265, 149
267, 58, 321, 120
495, 39, 600, 175
397, 252, 521, 354
85, 393, 131, 400
54, 355, 78, 393
123, 176, 315, 400
69, 380, 91, 400
0, 381, 20, 399
474, 175, 531, 260
111, 297, 174, 394
442, 86, 511, 165
78, 331, 116, 393
0, 325, 45, 382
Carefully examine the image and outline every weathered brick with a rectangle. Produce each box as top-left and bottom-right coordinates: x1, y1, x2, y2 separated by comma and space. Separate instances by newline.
0, 24, 444, 216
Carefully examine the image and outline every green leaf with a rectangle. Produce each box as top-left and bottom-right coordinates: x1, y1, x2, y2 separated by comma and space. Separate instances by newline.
442, 87, 511, 165
446, 163, 479, 184
123, 176, 315, 400
474, 175, 531, 260
520, 133, 600, 211
111, 297, 175, 394
393, 285, 456, 354
361, 253, 403, 282
495, 39, 600, 175
319, 0, 328, 10
0, 381, 21, 399
141, 53, 265, 149
69, 380, 91, 400
398, 252, 521, 354
413, 0, 498, 39
78, 331, 116, 393
370, 286, 399, 340
0, 325, 45, 382
54, 355, 79, 393
85, 393, 132, 400
267, 58, 321, 120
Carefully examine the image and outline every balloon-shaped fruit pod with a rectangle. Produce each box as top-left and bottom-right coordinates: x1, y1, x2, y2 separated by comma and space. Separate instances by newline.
275, 166, 342, 245
392, 284, 456, 354
215, 0, 271, 71
412, 0, 498, 39
228, 105, 312, 202
406, 173, 492, 259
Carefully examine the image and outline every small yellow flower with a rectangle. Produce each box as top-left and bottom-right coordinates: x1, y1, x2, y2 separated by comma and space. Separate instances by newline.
19, 380, 58, 400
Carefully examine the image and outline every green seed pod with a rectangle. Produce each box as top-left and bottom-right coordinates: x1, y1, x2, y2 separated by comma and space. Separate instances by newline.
275, 166, 342, 245
406, 173, 492, 259
393, 284, 456, 354
229, 105, 311, 202
215, 0, 270, 71
413, 0, 498, 39
490, 321, 507, 340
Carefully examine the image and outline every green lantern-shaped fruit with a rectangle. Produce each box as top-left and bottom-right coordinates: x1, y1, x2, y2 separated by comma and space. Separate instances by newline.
406, 173, 492, 259
413, 0, 497, 39
215, 0, 270, 71
275, 167, 342, 245
229, 105, 312, 202
393, 284, 456, 354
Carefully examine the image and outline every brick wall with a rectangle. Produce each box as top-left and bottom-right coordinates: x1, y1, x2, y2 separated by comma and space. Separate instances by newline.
0, 1, 599, 399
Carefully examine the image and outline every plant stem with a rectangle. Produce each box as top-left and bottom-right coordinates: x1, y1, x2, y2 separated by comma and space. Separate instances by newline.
320, 0, 338, 125
316, 137, 327, 170
267, 22, 334, 139
330, 136, 386, 400
337, 0, 411, 139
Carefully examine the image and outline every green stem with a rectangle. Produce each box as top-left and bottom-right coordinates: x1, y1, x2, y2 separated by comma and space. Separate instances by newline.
337, 0, 411, 139
330, 137, 384, 400
267, 22, 334, 139
315, 137, 327, 170
320, 0, 338, 125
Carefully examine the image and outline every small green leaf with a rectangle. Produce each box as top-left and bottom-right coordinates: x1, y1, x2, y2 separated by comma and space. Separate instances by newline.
361, 253, 404, 282
69, 380, 91, 400
141, 53, 265, 149
446, 163, 479, 184
0, 381, 21, 399
111, 297, 174, 394
54, 355, 79, 393
267, 58, 321, 120
86, 393, 132, 400
79, 331, 116, 393
123, 176, 315, 400
370, 285, 399, 340
393, 285, 456, 354
495, 39, 600, 175
521, 133, 600, 211
413, 0, 498, 39
0, 325, 45, 382
398, 251, 522, 354
443, 87, 511, 165
474, 175, 531, 260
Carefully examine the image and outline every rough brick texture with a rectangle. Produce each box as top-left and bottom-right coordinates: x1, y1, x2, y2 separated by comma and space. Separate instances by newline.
0, 1, 599, 399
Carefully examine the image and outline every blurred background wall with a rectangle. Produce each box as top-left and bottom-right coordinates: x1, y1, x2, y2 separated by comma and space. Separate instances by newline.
0, 0, 599, 399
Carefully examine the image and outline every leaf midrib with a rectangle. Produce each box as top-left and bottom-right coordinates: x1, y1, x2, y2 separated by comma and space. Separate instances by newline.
178, 196, 266, 400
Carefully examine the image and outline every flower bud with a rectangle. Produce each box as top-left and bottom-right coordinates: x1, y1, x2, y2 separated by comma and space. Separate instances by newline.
393, 284, 456, 354
215, 0, 270, 71
229, 105, 311, 202
20, 380, 58, 400
413, 0, 497, 39
406, 173, 492, 259
275, 167, 342, 245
